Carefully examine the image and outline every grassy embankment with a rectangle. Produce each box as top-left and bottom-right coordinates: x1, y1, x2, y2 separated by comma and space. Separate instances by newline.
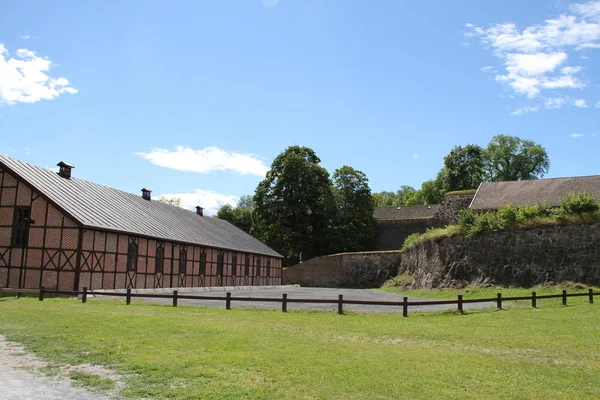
1, 296, 600, 399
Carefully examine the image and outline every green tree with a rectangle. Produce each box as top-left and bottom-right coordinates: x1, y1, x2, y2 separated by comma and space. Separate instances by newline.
216, 195, 254, 234
372, 186, 417, 207
253, 146, 334, 261
329, 166, 376, 253
484, 134, 550, 181
157, 196, 183, 208
442, 144, 485, 191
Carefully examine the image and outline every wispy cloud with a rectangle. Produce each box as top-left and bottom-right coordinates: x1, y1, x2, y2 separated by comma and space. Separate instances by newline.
0, 43, 77, 105
570, 133, 585, 138
136, 146, 269, 177
595, 101, 600, 108
465, 1, 600, 104
157, 190, 238, 215
573, 98, 589, 107
511, 105, 540, 115
480, 65, 496, 73
19, 34, 32, 40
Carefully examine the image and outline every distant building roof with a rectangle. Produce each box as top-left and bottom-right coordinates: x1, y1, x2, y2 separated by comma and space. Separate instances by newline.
470, 175, 600, 210
0, 155, 282, 258
374, 204, 440, 220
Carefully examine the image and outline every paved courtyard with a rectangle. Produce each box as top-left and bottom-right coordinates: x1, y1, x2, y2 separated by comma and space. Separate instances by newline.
95, 287, 495, 313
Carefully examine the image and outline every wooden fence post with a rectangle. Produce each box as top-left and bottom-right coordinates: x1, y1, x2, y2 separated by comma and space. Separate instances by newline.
589, 288, 594, 304
82, 287, 88, 303
337, 295, 343, 315
226, 292, 231, 310
403, 297, 408, 318
173, 290, 178, 307
532, 291, 536, 308
496, 293, 502, 310
562, 290, 567, 306
126, 288, 131, 305
457, 294, 463, 313
282, 293, 287, 313
39, 286, 45, 302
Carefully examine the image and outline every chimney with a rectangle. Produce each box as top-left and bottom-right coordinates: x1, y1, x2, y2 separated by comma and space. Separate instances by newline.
141, 188, 152, 201
195, 206, 204, 216
57, 161, 74, 179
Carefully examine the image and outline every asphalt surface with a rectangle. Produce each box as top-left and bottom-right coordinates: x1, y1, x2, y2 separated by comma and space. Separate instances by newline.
98, 287, 496, 313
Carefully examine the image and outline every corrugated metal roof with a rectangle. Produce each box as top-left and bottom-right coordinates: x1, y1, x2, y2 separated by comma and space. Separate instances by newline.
0, 155, 282, 258
470, 175, 600, 210
373, 204, 439, 220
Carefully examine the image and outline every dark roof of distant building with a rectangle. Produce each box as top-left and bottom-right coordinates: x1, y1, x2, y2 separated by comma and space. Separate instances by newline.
470, 175, 600, 210
0, 155, 282, 258
374, 204, 439, 220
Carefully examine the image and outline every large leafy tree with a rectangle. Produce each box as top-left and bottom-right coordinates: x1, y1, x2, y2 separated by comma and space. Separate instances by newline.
253, 146, 334, 260
484, 134, 550, 181
329, 166, 376, 253
442, 144, 485, 191
216, 195, 254, 234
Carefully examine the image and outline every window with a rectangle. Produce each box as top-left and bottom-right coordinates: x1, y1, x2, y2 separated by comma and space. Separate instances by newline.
244, 255, 250, 276
155, 245, 164, 274
266, 259, 271, 277
12, 207, 31, 248
200, 251, 207, 275
127, 242, 138, 272
179, 247, 187, 275
231, 254, 237, 276
255, 258, 261, 277
217, 251, 224, 276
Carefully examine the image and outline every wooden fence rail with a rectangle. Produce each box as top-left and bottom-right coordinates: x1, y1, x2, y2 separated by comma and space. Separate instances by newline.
1, 287, 598, 317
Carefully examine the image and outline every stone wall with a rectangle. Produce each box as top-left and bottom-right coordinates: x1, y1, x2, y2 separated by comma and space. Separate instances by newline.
282, 251, 401, 288
433, 192, 476, 225
400, 222, 600, 288
374, 218, 442, 251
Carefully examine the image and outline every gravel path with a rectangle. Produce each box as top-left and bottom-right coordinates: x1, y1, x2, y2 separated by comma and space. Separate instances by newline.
0, 336, 114, 400
97, 287, 496, 313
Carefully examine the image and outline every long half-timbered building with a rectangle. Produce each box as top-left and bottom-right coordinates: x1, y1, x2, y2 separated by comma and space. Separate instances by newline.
0, 155, 283, 291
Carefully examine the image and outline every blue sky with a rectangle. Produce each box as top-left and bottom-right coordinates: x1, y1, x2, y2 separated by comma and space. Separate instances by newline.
1, 0, 599, 214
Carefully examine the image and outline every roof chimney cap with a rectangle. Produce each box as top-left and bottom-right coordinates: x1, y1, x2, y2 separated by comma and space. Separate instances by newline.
195, 206, 204, 216
141, 188, 152, 201
57, 161, 74, 179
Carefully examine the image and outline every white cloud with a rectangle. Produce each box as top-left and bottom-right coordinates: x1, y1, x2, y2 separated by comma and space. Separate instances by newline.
0, 43, 77, 105
19, 34, 32, 40
480, 65, 496, 72
136, 146, 269, 177
511, 105, 540, 115
544, 96, 567, 108
570, 133, 585, 138
581, 55, 591, 59
561, 65, 582, 74
573, 98, 589, 107
595, 100, 600, 107
157, 190, 238, 216
465, 1, 600, 103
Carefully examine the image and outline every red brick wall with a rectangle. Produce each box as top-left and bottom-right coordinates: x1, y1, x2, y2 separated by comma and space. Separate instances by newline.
0, 169, 78, 290
0, 168, 282, 290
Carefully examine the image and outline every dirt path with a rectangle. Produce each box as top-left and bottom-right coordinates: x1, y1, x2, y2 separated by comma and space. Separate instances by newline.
0, 335, 119, 400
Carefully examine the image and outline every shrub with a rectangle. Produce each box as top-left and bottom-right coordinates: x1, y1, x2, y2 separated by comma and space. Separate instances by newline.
497, 204, 518, 227
457, 209, 476, 228
560, 192, 599, 215
468, 212, 503, 236
516, 202, 555, 221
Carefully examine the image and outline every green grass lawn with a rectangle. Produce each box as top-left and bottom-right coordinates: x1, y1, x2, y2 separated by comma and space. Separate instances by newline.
379, 284, 597, 302
1, 296, 599, 399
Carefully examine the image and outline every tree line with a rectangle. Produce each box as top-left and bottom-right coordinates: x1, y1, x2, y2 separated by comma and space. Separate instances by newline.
211, 134, 549, 264
373, 134, 549, 206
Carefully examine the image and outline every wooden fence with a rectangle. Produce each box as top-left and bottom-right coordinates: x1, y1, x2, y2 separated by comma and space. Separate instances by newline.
1, 287, 597, 317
